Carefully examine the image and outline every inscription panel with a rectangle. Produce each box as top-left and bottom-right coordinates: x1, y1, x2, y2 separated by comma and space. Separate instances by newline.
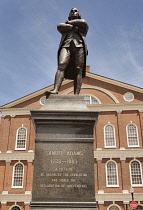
32, 141, 95, 202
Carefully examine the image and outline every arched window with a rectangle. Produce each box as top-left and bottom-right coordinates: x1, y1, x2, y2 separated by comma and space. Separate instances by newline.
126, 124, 139, 147
12, 162, 24, 188
10, 206, 21, 210
130, 160, 143, 186
15, 127, 27, 150
83, 95, 100, 104
104, 124, 116, 148
106, 161, 119, 187
108, 204, 121, 210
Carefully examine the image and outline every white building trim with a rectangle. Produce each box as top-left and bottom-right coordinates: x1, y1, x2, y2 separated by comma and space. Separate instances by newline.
0, 193, 32, 203
0, 151, 34, 162
9, 204, 22, 210
1, 102, 143, 116
96, 192, 143, 202
94, 149, 143, 160
107, 204, 121, 210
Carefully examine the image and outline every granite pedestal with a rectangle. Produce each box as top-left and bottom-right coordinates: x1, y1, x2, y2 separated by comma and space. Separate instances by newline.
30, 95, 98, 209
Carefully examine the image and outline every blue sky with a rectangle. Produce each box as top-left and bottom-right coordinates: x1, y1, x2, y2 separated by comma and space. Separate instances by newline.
0, 0, 143, 106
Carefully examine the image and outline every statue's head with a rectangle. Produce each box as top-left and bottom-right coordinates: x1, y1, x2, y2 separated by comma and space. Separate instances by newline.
68, 8, 81, 20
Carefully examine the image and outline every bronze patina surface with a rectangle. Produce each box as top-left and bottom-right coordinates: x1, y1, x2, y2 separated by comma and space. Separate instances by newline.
50, 8, 88, 95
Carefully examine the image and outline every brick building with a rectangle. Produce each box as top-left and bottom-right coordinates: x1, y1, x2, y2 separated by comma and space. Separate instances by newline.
0, 68, 143, 210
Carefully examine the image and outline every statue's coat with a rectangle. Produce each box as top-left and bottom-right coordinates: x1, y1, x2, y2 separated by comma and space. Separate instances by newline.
58, 29, 88, 80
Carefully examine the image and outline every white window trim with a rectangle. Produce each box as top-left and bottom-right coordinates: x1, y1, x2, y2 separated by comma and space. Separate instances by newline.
40, 96, 46, 105
15, 127, 27, 150
9, 205, 22, 210
129, 159, 143, 187
104, 124, 116, 148
126, 123, 140, 148
123, 92, 134, 102
11, 162, 24, 188
106, 160, 119, 187
107, 204, 121, 210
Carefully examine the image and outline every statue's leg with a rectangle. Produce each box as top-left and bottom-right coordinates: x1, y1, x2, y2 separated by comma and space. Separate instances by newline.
74, 48, 84, 95
51, 70, 64, 94
51, 48, 70, 94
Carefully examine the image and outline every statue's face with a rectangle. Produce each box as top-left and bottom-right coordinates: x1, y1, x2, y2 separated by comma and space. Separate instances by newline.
69, 8, 80, 20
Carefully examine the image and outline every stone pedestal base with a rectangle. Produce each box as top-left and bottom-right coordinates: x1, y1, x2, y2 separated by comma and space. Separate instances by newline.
30, 95, 98, 209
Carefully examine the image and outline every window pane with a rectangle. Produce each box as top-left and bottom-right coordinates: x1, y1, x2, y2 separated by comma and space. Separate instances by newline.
127, 124, 138, 146
91, 96, 99, 104
13, 163, 24, 187
107, 161, 118, 186
16, 128, 26, 149
131, 161, 142, 185
84, 96, 99, 105
105, 125, 116, 147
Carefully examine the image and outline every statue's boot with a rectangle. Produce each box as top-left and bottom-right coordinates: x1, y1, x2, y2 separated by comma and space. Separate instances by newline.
50, 70, 64, 94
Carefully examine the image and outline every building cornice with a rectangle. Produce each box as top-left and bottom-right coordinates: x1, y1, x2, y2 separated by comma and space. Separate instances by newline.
0, 193, 32, 203
1, 102, 143, 117
0, 107, 40, 116
96, 192, 143, 202
1, 192, 142, 203
88, 102, 143, 112
1, 149, 142, 162
0, 151, 34, 162
94, 149, 143, 160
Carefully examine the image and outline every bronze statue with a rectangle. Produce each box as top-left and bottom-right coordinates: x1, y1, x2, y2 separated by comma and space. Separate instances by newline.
50, 8, 88, 95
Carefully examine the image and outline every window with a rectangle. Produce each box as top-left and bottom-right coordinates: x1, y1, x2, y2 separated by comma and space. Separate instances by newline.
123, 92, 134, 102
10, 206, 21, 210
12, 162, 24, 188
106, 161, 119, 187
108, 204, 121, 210
40, 96, 46, 105
130, 160, 143, 186
84, 95, 100, 104
15, 127, 27, 150
104, 124, 116, 148
126, 124, 139, 147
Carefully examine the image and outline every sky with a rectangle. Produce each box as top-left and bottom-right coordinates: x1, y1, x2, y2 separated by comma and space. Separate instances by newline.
0, 0, 143, 106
